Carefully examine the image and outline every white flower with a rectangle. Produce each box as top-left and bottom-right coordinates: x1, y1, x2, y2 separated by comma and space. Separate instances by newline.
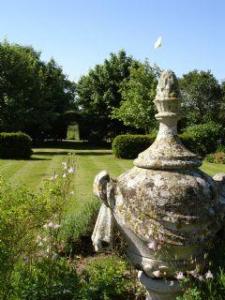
44, 222, 60, 229
68, 167, 75, 174
154, 36, 162, 49
36, 235, 42, 241
52, 224, 60, 229
176, 272, 185, 280
189, 269, 198, 278
198, 275, 204, 281
147, 240, 158, 251
47, 221, 54, 228
62, 162, 67, 170
205, 270, 213, 280
63, 173, 67, 178
50, 174, 58, 181
70, 191, 75, 195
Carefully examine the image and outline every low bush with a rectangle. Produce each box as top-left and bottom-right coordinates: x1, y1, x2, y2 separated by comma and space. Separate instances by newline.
180, 122, 223, 156
79, 256, 135, 300
176, 231, 225, 300
0, 155, 76, 299
13, 258, 79, 300
0, 132, 32, 159
112, 134, 153, 159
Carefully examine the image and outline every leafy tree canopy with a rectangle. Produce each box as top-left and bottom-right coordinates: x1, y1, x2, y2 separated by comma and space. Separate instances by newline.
76, 50, 138, 141
0, 40, 76, 140
179, 70, 223, 127
112, 60, 160, 133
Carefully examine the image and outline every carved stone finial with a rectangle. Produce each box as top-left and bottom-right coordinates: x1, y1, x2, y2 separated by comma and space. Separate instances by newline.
154, 70, 181, 123
134, 70, 201, 169
155, 70, 181, 101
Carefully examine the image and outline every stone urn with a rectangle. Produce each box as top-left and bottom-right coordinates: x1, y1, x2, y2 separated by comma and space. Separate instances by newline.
92, 70, 225, 300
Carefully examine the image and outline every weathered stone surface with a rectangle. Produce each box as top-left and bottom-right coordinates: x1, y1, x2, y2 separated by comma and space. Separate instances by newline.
92, 70, 225, 299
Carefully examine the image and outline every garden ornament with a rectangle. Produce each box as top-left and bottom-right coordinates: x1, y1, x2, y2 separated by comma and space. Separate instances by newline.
92, 70, 225, 300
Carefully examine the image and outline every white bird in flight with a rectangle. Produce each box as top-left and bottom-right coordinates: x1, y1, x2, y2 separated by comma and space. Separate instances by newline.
154, 36, 162, 49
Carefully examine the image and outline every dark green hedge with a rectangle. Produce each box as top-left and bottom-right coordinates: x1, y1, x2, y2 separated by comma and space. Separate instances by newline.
0, 132, 32, 159
112, 134, 154, 159
113, 122, 223, 159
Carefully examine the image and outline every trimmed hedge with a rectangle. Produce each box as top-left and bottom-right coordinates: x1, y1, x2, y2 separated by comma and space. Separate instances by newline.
112, 134, 153, 159
0, 132, 32, 159
113, 122, 224, 159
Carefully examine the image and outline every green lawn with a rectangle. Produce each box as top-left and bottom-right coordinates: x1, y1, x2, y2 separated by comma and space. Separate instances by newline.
1, 145, 225, 242
0, 146, 224, 191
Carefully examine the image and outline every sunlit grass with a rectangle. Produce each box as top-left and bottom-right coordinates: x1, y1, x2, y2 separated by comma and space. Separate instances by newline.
0, 145, 224, 242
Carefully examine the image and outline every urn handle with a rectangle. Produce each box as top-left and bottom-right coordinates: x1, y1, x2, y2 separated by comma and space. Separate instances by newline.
93, 170, 116, 208
93, 170, 110, 206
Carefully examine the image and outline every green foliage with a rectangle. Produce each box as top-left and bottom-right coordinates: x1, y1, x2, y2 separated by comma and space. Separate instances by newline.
61, 200, 99, 254
0, 155, 76, 299
206, 152, 225, 164
112, 122, 222, 159
112, 134, 153, 159
176, 234, 225, 300
0, 40, 76, 141
79, 256, 133, 300
179, 70, 223, 127
112, 60, 160, 133
180, 122, 223, 156
0, 132, 32, 159
12, 258, 79, 300
0, 180, 50, 298
77, 50, 138, 141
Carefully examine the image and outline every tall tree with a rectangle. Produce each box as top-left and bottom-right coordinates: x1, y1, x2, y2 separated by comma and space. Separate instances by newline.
179, 70, 222, 127
112, 60, 160, 133
76, 50, 138, 141
0, 41, 76, 140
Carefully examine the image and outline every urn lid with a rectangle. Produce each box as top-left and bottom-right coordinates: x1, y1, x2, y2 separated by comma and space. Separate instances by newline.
134, 70, 201, 170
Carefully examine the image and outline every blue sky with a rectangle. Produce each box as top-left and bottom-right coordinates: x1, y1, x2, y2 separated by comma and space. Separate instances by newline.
0, 0, 224, 81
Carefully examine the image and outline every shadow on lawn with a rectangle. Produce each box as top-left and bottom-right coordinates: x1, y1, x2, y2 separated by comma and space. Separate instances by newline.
34, 151, 112, 156
35, 140, 111, 150
1, 156, 50, 161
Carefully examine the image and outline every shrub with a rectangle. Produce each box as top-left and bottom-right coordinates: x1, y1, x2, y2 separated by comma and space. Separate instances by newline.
112, 123, 223, 159
0, 132, 32, 159
216, 145, 225, 152
180, 122, 223, 156
0, 155, 76, 298
176, 231, 225, 300
79, 256, 134, 300
13, 258, 79, 300
0, 180, 51, 298
112, 134, 153, 159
